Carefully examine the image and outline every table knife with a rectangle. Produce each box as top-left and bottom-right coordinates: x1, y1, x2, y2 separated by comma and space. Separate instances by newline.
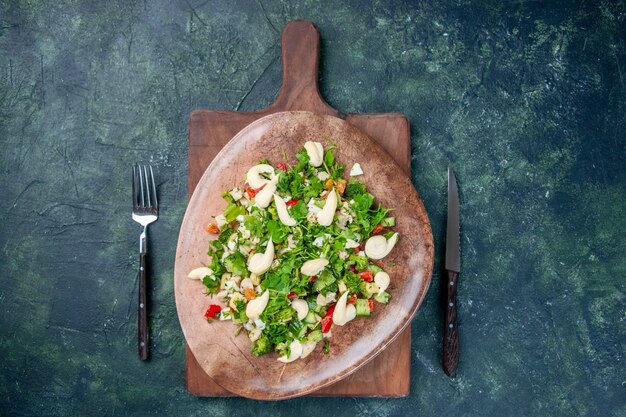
443, 166, 460, 376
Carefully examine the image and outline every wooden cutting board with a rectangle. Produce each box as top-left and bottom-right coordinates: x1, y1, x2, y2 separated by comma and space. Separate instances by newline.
186, 20, 412, 397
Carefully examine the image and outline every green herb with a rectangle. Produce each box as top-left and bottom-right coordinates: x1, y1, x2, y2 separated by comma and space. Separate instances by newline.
202, 275, 220, 294
224, 252, 247, 276
196, 140, 398, 360
251, 334, 271, 356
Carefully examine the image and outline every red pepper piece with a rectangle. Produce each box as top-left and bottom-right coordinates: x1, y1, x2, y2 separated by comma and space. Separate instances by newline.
204, 304, 221, 320
287, 291, 297, 299
368, 298, 374, 312
321, 316, 333, 333
372, 224, 384, 234
276, 162, 288, 171
359, 271, 374, 282
325, 303, 336, 318
309, 275, 317, 283
286, 199, 299, 207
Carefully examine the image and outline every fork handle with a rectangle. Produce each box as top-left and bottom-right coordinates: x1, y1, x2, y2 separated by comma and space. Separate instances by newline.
138, 253, 149, 360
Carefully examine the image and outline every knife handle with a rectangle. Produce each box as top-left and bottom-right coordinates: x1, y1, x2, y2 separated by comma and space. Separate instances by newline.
443, 270, 459, 376
138, 253, 149, 360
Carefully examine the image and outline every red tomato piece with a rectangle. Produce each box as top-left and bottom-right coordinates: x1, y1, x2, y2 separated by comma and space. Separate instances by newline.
286, 199, 299, 207
372, 224, 384, 234
347, 294, 357, 305
309, 275, 317, 283
359, 271, 374, 282
276, 162, 288, 171
368, 298, 374, 312
287, 291, 297, 299
245, 184, 266, 199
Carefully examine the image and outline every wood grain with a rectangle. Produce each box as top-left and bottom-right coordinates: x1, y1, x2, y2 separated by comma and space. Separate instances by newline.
184, 20, 432, 398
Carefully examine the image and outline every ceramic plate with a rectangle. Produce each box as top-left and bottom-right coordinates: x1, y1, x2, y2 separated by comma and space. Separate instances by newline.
174, 111, 433, 400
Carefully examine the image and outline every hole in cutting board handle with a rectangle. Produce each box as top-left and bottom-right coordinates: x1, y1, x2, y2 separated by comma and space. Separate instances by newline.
270, 20, 336, 115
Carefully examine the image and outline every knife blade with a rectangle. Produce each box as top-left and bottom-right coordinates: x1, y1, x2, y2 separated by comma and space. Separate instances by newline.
443, 166, 460, 376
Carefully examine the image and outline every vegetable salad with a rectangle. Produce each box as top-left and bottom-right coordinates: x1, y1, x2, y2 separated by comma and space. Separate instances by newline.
187, 140, 398, 362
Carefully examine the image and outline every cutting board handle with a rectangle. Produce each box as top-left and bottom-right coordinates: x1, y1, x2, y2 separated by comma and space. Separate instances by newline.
267, 20, 337, 115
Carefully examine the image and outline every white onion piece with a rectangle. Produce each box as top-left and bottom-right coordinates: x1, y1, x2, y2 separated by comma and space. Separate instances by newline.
277, 340, 303, 363
304, 141, 324, 167
274, 194, 297, 226
317, 189, 337, 226
247, 239, 274, 275
332, 291, 349, 326
246, 290, 269, 321
374, 271, 390, 294
187, 267, 213, 280
364, 233, 398, 260
291, 299, 309, 321
300, 258, 329, 276
349, 163, 363, 176
246, 164, 274, 189
254, 176, 279, 208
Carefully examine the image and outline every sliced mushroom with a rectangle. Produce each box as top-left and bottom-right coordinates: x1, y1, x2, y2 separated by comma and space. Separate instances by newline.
246, 164, 274, 189
291, 299, 309, 321
332, 291, 350, 326
317, 188, 337, 226
246, 290, 269, 321
254, 175, 279, 208
300, 258, 329, 276
247, 239, 274, 275
304, 141, 324, 167
187, 267, 213, 280
345, 304, 356, 323
274, 194, 297, 226
364, 233, 398, 260
277, 340, 303, 363
300, 341, 317, 359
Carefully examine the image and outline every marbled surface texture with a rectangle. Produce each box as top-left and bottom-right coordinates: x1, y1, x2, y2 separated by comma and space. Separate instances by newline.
0, 1, 624, 416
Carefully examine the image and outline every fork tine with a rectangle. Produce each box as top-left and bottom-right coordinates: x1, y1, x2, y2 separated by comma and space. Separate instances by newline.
132, 164, 138, 209
143, 165, 151, 207
138, 164, 145, 207
149, 165, 158, 210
